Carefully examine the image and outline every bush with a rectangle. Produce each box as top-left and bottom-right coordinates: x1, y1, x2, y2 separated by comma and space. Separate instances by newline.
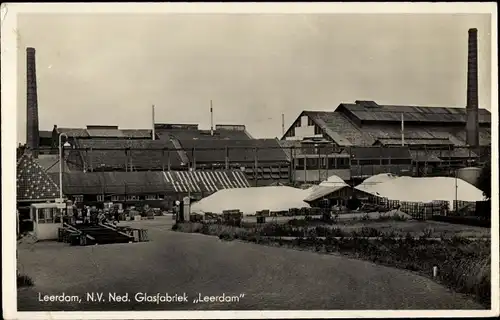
218, 232, 234, 241
172, 221, 491, 306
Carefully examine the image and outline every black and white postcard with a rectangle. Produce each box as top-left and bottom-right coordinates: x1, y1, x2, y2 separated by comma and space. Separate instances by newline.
2, 2, 498, 320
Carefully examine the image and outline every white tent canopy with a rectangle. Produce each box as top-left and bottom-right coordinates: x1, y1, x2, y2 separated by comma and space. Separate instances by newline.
355, 175, 486, 206
190, 186, 311, 216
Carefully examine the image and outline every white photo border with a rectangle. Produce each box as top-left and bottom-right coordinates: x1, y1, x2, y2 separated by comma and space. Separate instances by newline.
1, 2, 498, 319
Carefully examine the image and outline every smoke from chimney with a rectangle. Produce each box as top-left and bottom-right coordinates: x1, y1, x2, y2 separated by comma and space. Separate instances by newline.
26, 47, 40, 158
466, 28, 479, 148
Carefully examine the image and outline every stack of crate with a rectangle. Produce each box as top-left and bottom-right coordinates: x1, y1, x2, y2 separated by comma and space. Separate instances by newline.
203, 212, 219, 223
222, 210, 243, 226
453, 200, 477, 216
189, 213, 204, 222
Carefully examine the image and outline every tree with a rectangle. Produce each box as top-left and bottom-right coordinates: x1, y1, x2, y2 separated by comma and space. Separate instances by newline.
477, 160, 491, 199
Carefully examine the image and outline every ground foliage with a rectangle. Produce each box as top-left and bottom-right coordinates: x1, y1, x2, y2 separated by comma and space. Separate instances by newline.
174, 221, 491, 307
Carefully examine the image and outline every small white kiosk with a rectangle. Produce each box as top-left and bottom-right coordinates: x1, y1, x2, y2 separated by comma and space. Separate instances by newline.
30, 202, 67, 241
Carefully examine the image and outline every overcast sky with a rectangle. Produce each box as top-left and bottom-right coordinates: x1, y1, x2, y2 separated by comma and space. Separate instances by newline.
16, 13, 492, 143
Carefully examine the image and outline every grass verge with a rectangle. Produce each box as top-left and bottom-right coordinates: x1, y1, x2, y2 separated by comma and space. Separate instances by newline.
173, 221, 491, 307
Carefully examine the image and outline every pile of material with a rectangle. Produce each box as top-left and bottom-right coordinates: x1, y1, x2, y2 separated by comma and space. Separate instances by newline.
190, 186, 311, 216
355, 175, 486, 206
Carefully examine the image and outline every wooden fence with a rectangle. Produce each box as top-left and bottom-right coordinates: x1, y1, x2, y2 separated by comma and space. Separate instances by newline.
366, 195, 488, 221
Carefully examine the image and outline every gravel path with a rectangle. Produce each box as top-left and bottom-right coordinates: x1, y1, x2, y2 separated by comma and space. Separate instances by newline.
17, 217, 484, 311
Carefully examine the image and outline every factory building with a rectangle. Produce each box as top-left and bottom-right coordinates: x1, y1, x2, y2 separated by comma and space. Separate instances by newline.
281, 28, 491, 182
19, 47, 290, 209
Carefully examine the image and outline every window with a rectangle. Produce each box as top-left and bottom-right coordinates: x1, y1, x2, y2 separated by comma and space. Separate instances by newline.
328, 158, 336, 169
38, 208, 54, 224
37, 209, 46, 223
306, 158, 319, 169
111, 195, 125, 202
358, 159, 375, 166
314, 125, 322, 135
126, 195, 138, 201
391, 159, 412, 165
295, 158, 304, 170
145, 195, 158, 200
320, 157, 329, 169
337, 158, 350, 169
74, 195, 84, 203
308, 117, 315, 126
97, 195, 105, 202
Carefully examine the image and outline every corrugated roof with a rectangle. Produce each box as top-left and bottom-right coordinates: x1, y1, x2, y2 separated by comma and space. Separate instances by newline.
302, 107, 491, 147
156, 128, 252, 141
304, 111, 362, 146
57, 128, 90, 137
36, 154, 72, 173
73, 139, 184, 170
55, 127, 153, 139
179, 139, 289, 164
17, 153, 60, 201
121, 129, 152, 138
375, 138, 453, 146
341, 102, 492, 124
86, 128, 125, 138
49, 170, 250, 195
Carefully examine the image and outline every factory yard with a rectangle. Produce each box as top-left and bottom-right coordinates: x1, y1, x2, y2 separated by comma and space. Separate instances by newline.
16, 216, 486, 311
173, 214, 492, 307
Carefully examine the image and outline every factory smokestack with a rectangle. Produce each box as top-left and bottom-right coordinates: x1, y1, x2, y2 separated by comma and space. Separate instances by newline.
26, 47, 40, 158
281, 113, 285, 136
466, 28, 479, 148
152, 105, 156, 141
210, 100, 214, 136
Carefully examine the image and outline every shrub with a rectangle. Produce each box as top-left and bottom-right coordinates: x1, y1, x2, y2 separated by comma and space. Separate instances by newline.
218, 232, 234, 241
393, 213, 409, 221
288, 219, 307, 227
421, 227, 434, 239
359, 227, 382, 238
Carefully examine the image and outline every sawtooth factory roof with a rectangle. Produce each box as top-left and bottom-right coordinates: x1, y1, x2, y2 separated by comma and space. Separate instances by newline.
292, 101, 492, 147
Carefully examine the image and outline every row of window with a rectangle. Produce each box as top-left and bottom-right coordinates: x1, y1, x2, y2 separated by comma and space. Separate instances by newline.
36, 208, 62, 224
73, 194, 162, 203
352, 159, 412, 165
295, 158, 350, 170
293, 158, 412, 169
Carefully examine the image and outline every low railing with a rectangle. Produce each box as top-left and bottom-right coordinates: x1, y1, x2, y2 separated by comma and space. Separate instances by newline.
99, 223, 136, 240
58, 223, 95, 245
108, 224, 149, 242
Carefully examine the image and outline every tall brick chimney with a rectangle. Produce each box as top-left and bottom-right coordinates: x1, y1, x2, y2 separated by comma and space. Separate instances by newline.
26, 47, 40, 158
465, 28, 479, 148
